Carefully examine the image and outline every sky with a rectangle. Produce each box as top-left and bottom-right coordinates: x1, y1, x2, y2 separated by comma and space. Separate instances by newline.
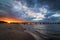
0, 0, 60, 22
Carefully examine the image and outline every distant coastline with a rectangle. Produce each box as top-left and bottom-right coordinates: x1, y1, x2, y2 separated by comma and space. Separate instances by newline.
0, 21, 60, 24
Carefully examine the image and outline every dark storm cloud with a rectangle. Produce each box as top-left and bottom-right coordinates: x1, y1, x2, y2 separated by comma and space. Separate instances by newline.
38, 0, 60, 10
0, 0, 17, 18
16, 0, 36, 7
12, 0, 60, 22
17, 0, 60, 10
0, 0, 60, 22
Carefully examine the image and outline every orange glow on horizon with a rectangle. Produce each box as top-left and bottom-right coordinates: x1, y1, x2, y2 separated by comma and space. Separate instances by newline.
0, 17, 25, 23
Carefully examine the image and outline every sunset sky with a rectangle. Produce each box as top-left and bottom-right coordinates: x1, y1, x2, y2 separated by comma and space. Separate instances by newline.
0, 0, 60, 22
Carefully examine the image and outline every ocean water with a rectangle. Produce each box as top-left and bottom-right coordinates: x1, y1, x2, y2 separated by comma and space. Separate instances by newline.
23, 24, 60, 39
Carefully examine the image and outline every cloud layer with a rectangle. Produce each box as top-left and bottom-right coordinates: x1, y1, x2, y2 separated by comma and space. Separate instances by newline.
0, 0, 60, 22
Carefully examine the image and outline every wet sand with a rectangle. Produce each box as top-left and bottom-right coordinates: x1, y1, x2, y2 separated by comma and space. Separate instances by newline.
0, 23, 36, 40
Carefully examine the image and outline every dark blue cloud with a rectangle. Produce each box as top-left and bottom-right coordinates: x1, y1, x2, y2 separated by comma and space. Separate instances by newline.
0, 0, 60, 22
